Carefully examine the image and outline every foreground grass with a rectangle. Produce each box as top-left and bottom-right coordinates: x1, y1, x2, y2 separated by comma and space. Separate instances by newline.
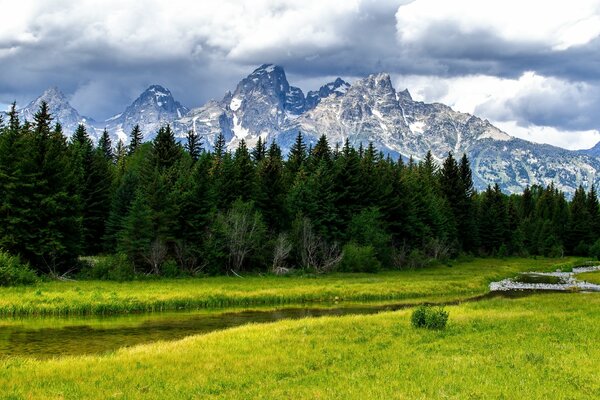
579, 269, 600, 284
1, 292, 599, 399
0, 257, 582, 316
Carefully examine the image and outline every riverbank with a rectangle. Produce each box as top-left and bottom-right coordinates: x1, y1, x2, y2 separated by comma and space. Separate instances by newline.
0, 257, 583, 316
1, 292, 599, 399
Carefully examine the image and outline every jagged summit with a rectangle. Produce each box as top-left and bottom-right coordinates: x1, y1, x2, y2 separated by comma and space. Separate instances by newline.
14, 65, 600, 195
398, 88, 412, 102
104, 85, 189, 142
305, 78, 350, 110
18, 86, 96, 138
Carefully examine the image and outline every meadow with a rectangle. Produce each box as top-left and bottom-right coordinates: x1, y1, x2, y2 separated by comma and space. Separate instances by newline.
0, 257, 598, 399
1, 292, 599, 399
0, 257, 580, 316
579, 269, 600, 284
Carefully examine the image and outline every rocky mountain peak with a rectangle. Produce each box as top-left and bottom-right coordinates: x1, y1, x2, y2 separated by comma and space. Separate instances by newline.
103, 85, 189, 142
18, 86, 96, 137
398, 88, 413, 102
305, 78, 351, 110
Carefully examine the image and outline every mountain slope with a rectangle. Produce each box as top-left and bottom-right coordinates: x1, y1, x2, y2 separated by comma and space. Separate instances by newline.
9, 65, 600, 195
18, 87, 97, 138
104, 85, 189, 142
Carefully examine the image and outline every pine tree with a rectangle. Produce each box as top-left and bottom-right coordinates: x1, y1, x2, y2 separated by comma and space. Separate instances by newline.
332, 139, 362, 239
20, 103, 82, 272
255, 142, 286, 230
587, 184, 600, 239
251, 136, 267, 162
118, 190, 153, 268
231, 139, 255, 201
151, 125, 181, 170
98, 129, 113, 161
286, 131, 307, 180
310, 134, 332, 167
184, 129, 202, 161
128, 124, 143, 155
568, 185, 591, 253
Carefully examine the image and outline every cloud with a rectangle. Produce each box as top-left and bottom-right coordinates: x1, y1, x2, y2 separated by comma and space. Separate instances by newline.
1, 0, 599, 148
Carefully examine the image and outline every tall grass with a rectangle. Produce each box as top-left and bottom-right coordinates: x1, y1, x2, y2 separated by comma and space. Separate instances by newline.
0, 257, 581, 316
1, 293, 599, 399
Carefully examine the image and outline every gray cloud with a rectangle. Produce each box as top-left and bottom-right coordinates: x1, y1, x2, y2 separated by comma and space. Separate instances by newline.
1, 0, 599, 138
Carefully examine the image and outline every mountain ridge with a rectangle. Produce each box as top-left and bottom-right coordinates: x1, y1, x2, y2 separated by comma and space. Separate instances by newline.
7, 64, 600, 195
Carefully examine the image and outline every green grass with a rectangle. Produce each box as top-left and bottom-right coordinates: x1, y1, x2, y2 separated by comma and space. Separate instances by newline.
0, 257, 583, 316
1, 292, 599, 399
578, 270, 600, 284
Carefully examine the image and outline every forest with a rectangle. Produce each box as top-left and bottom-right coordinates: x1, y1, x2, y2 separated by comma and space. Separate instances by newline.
1, 101, 599, 279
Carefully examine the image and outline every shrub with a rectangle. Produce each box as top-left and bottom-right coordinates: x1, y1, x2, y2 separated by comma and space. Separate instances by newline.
590, 239, 600, 260
339, 244, 381, 273
0, 250, 38, 286
411, 305, 449, 330
161, 259, 183, 278
79, 253, 135, 281
573, 241, 589, 257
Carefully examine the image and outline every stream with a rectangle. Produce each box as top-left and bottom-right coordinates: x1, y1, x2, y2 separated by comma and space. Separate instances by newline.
1, 265, 598, 360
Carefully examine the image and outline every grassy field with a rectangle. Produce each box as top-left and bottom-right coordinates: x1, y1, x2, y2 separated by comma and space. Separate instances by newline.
0, 257, 583, 316
579, 269, 600, 284
1, 292, 599, 399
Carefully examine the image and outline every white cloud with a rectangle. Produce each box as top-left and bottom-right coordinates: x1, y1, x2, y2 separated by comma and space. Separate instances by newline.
493, 121, 600, 150
394, 72, 600, 149
395, 0, 600, 51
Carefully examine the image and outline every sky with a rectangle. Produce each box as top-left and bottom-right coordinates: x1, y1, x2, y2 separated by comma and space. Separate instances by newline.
1, 0, 600, 149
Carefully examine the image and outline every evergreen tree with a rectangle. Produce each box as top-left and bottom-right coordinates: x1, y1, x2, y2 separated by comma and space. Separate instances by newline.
98, 129, 113, 160
184, 129, 202, 161
332, 139, 362, 238
151, 125, 181, 170
251, 136, 267, 162
230, 139, 255, 201
255, 142, 286, 230
310, 134, 332, 168
587, 184, 600, 239
286, 131, 307, 180
128, 124, 143, 154
568, 185, 591, 253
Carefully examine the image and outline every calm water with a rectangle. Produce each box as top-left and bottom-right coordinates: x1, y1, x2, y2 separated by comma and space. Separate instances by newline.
0, 290, 549, 359
0, 302, 421, 359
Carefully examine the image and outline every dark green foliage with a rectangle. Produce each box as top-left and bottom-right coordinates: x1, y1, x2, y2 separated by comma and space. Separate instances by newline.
98, 129, 113, 161
184, 130, 202, 161
340, 244, 381, 273
411, 305, 449, 330
128, 124, 143, 155
589, 239, 600, 260
151, 125, 182, 170
78, 254, 135, 281
0, 250, 38, 286
2, 103, 600, 279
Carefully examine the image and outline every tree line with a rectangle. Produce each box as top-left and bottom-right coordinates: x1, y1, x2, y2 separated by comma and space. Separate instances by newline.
1, 102, 599, 277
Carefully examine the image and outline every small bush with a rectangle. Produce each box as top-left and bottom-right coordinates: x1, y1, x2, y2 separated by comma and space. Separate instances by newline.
573, 241, 589, 257
161, 259, 183, 278
0, 250, 38, 286
590, 239, 600, 260
79, 253, 135, 281
411, 305, 449, 330
339, 244, 381, 273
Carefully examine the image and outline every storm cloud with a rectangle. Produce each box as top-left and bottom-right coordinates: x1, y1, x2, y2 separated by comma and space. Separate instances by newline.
1, 0, 600, 148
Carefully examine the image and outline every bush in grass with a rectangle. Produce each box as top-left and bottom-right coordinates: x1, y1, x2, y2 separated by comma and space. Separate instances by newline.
0, 250, 38, 286
411, 305, 449, 330
339, 244, 381, 273
79, 253, 135, 281
161, 259, 183, 278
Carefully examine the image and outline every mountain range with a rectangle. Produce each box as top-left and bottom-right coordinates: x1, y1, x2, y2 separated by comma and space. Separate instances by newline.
3, 63, 600, 195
